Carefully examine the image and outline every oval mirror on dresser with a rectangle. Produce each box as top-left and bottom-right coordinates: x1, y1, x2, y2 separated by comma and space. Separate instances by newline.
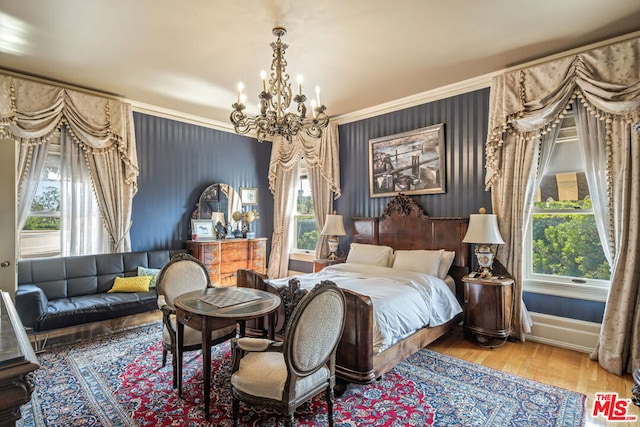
195, 183, 243, 230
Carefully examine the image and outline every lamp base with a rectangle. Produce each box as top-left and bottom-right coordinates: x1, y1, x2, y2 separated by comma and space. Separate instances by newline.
327, 237, 339, 260
475, 244, 496, 278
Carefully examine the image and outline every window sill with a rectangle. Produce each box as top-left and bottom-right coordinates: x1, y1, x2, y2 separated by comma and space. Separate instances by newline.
289, 252, 315, 263
523, 279, 608, 302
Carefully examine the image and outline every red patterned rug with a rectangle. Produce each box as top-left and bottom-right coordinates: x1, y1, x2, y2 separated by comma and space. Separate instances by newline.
19, 322, 586, 426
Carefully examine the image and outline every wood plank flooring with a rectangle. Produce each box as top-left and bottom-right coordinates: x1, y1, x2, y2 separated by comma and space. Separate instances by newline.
428, 326, 639, 427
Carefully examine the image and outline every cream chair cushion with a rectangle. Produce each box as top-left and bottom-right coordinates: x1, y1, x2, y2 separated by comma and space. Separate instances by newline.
231, 351, 329, 401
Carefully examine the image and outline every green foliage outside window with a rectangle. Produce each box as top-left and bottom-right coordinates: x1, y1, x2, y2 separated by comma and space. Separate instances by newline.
23, 186, 61, 231
532, 198, 610, 281
296, 216, 318, 251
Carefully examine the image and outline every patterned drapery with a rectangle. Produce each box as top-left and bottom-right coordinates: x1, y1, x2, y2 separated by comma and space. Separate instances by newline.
485, 36, 640, 375
267, 122, 341, 278
0, 75, 138, 252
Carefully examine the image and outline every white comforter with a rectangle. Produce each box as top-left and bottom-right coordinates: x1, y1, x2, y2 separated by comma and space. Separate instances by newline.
268, 262, 463, 352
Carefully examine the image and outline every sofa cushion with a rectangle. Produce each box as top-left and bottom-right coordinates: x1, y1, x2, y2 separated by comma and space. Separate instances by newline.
108, 276, 152, 293
38, 291, 158, 331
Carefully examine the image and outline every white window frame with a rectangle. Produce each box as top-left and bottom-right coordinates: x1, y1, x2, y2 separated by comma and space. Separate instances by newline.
523, 208, 610, 302
290, 161, 318, 255
522, 117, 610, 302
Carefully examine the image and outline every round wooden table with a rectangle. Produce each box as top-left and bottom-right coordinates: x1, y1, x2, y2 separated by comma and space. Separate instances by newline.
174, 286, 281, 420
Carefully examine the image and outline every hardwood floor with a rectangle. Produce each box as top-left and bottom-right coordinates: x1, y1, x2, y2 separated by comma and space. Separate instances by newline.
428, 326, 639, 427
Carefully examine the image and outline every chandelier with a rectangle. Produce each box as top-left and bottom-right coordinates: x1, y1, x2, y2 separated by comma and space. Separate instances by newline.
230, 27, 329, 142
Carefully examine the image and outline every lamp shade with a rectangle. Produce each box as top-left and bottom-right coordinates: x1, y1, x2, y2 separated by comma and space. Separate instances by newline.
211, 212, 226, 226
463, 213, 505, 244
321, 214, 346, 236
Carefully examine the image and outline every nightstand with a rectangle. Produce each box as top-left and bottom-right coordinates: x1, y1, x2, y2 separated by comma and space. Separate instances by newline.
313, 258, 346, 272
462, 274, 514, 348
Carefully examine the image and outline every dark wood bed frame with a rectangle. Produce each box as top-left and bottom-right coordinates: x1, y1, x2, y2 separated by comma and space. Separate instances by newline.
238, 193, 469, 384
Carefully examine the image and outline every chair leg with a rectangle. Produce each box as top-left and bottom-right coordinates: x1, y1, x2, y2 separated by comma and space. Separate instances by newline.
285, 414, 295, 427
326, 385, 335, 427
162, 349, 167, 367
232, 397, 240, 427
171, 351, 178, 389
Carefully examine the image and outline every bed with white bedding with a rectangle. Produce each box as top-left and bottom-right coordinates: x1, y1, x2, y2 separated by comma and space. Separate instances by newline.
238, 194, 470, 384
269, 263, 462, 353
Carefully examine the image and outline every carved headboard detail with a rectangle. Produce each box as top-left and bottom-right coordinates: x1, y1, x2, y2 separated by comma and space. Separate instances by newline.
352, 193, 469, 303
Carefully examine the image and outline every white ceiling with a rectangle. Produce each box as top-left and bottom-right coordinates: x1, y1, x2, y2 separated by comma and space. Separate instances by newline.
1, 0, 639, 127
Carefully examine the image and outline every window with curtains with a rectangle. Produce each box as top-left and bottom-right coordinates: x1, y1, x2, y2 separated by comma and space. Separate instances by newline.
18, 130, 106, 259
523, 115, 611, 299
291, 162, 318, 254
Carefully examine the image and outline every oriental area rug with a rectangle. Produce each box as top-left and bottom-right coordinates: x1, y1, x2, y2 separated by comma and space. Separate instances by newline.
18, 322, 586, 427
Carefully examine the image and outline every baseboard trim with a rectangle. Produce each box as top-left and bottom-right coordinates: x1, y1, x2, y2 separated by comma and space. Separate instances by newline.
525, 312, 601, 354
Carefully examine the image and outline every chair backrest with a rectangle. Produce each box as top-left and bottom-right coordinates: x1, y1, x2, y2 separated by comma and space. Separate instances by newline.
283, 280, 346, 376
156, 253, 210, 309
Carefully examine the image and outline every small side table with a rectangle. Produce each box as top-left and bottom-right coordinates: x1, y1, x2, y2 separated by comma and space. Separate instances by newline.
313, 257, 346, 272
462, 274, 514, 348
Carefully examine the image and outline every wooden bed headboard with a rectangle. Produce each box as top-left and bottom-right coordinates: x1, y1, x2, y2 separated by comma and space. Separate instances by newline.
352, 193, 470, 303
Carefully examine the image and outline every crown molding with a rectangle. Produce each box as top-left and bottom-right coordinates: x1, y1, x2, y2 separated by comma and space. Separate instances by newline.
332, 73, 494, 125
129, 100, 236, 133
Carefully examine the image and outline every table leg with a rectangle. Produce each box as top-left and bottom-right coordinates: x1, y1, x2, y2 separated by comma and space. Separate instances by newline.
203, 326, 211, 420
268, 313, 275, 340
177, 321, 184, 397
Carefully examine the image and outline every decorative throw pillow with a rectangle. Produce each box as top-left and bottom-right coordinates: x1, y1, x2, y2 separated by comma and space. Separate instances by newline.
108, 275, 152, 293
345, 243, 394, 267
438, 251, 456, 280
392, 249, 444, 277
137, 266, 161, 288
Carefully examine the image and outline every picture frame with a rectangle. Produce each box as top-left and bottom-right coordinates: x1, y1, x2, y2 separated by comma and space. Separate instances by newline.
369, 123, 446, 198
240, 187, 258, 205
191, 219, 215, 240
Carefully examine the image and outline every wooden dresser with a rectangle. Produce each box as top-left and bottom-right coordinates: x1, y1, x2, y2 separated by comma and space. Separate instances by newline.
186, 238, 267, 286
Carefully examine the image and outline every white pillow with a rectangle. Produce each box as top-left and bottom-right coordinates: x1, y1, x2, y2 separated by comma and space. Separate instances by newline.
346, 243, 394, 267
392, 249, 444, 277
438, 251, 456, 280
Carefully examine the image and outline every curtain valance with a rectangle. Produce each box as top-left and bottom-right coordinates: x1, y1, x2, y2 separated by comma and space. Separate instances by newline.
485, 37, 640, 189
267, 122, 341, 199
0, 75, 138, 193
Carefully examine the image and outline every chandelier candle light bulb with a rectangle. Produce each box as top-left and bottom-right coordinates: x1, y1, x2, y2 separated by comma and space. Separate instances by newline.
261, 70, 266, 92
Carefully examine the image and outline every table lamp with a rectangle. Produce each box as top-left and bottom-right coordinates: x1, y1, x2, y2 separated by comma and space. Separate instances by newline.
320, 212, 346, 260
462, 208, 505, 278
211, 212, 225, 227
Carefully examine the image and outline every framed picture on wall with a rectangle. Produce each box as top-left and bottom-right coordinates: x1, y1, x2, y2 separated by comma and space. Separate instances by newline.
369, 123, 446, 198
240, 187, 258, 205
191, 219, 215, 240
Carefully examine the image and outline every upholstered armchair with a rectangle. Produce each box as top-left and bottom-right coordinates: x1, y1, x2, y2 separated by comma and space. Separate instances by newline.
230, 280, 346, 427
156, 253, 236, 388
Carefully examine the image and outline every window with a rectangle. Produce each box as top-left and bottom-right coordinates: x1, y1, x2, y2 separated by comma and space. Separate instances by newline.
18, 130, 107, 259
291, 162, 318, 254
19, 135, 62, 259
524, 115, 611, 301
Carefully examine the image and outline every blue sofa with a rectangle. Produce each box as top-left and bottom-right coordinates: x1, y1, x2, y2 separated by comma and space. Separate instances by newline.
16, 249, 184, 333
